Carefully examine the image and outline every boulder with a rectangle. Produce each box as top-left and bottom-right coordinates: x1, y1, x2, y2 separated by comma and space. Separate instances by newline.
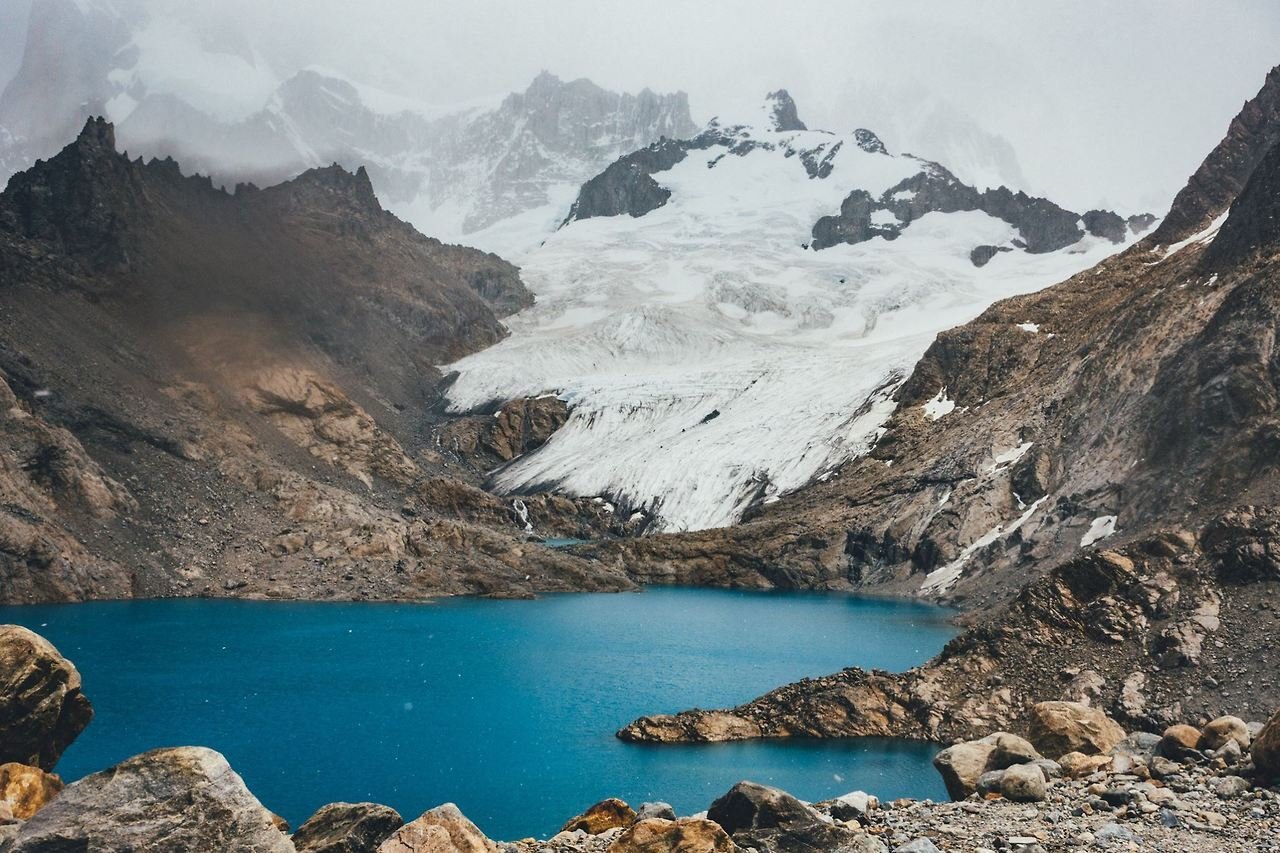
1026, 701, 1126, 758
1250, 708, 1280, 777
561, 798, 637, 834
975, 770, 1005, 797
635, 802, 677, 822
706, 781, 879, 853
895, 840, 941, 853
606, 817, 736, 853
1158, 724, 1202, 760
1198, 715, 1250, 751
377, 803, 496, 853
0, 627, 93, 770
999, 763, 1047, 802
1057, 752, 1113, 779
932, 732, 1041, 800
293, 802, 404, 853
0, 764, 62, 820
828, 790, 877, 822
8, 746, 293, 852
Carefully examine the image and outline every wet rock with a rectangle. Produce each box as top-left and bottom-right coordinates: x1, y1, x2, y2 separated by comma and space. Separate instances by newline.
0, 764, 62, 821
561, 799, 637, 835
9, 746, 292, 852
1027, 702, 1126, 758
1000, 763, 1048, 802
0, 626, 93, 771
606, 817, 735, 852
377, 803, 497, 853
1198, 715, 1250, 751
293, 801, 404, 853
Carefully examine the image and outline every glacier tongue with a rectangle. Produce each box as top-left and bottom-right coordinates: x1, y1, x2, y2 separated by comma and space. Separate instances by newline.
445, 122, 1133, 533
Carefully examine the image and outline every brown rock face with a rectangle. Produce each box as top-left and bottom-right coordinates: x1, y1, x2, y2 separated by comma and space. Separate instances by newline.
1251, 708, 1280, 777
9, 746, 293, 852
1027, 702, 1126, 759
561, 798, 637, 834
293, 801, 404, 853
0, 763, 63, 820
377, 803, 497, 853
607, 818, 736, 853
0, 626, 92, 770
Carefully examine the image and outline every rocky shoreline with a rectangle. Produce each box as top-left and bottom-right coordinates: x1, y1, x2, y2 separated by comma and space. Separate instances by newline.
2, 623, 1280, 851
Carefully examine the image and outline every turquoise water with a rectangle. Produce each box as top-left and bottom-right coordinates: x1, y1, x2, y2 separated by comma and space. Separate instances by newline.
0, 589, 954, 839
541, 537, 591, 548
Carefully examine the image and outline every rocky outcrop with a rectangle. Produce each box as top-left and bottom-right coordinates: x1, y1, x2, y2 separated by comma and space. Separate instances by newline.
293, 802, 405, 853
378, 803, 497, 853
1149, 64, 1280, 245
763, 90, 806, 132
8, 746, 294, 852
811, 158, 1141, 253
561, 799, 637, 835
0, 119, 642, 603
0, 626, 92, 770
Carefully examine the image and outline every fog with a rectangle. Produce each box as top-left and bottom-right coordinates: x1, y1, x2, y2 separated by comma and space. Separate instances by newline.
2, 0, 1277, 212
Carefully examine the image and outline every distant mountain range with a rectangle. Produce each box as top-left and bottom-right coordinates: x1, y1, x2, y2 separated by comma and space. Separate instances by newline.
0, 0, 697, 257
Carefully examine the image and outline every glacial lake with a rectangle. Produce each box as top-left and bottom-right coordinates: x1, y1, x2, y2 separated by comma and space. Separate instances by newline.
1, 588, 955, 839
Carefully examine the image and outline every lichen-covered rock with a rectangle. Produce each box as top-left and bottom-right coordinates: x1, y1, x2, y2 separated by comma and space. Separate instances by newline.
0, 763, 62, 820
606, 817, 736, 853
293, 801, 404, 853
0, 626, 93, 771
8, 746, 293, 852
561, 798, 637, 835
378, 803, 496, 853
1026, 701, 1126, 758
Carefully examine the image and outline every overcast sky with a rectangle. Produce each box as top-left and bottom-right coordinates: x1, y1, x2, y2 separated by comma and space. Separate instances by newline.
3, 0, 1278, 212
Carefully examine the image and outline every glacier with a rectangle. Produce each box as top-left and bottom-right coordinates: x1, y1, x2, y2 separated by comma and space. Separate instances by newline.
444, 114, 1140, 533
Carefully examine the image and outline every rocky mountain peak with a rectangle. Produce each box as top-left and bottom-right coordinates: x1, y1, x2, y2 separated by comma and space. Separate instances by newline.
1205, 136, 1280, 268
853, 128, 887, 154
1150, 63, 1280, 246
277, 162, 383, 214
764, 89, 807, 131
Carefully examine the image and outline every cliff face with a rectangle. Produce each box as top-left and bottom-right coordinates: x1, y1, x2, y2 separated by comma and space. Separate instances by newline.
0, 119, 632, 603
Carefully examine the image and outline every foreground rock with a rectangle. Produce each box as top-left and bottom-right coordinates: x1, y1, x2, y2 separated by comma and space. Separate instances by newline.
1027, 701, 1126, 758
932, 732, 1041, 800
561, 799, 637, 835
705, 781, 884, 852
0, 763, 62, 821
607, 817, 735, 852
9, 746, 293, 852
377, 803, 497, 853
0, 626, 92, 771
293, 802, 404, 853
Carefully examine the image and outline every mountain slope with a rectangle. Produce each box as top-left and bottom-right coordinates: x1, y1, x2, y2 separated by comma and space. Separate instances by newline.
591, 66, 1280, 606
615, 63, 1280, 746
0, 118, 633, 603
444, 91, 1147, 533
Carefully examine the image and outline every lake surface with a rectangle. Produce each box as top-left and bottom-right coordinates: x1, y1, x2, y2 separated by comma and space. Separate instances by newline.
0, 588, 955, 839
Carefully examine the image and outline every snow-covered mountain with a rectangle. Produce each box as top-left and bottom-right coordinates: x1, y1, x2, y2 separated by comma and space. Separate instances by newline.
822, 80, 1032, 194
0, 1, 697, 254
443, 92, 1152, 533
